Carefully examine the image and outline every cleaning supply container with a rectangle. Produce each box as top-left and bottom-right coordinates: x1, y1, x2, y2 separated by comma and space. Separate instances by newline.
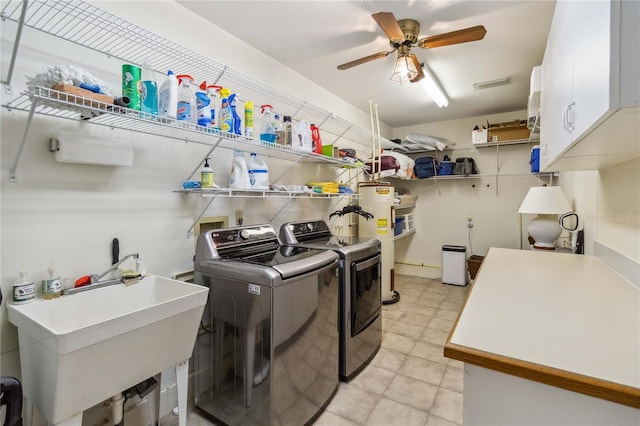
195, 83, 211, 127
259, 104, 276, 143
442, 245, 468, 286
176, 74, 196, 123
158, 70, 178, 120
219, 88, 233, 133
139, 62, 158, 115
247, 153, 269, 189
229, 150, 250, 189
122, 64, 141, 110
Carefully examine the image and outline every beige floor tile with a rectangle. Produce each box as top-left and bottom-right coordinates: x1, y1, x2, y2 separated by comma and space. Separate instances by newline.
430, 387, 463, 425
420, 328, 450, 346
363, 397, 429, 426
427, 317, 455, 333
350, 365, 396, 395
402, 302, 438, 318
397, 311, 432, 327
381, 307, 405, 321
398, 356, 446, 386
441, 366, 464, 393
387, 321, 425, 340
370, 347, 407, 373
425, 413, 461, 426
382, 317, 400, 332
435, 308, 459, 321
447, 359, 464, 369
326, 383, 380, 424
439, 301, 464, 312
382, 332, 416, 354
410, 340, 449, 366
314, 409, 359, 426
384, 373, 438, 411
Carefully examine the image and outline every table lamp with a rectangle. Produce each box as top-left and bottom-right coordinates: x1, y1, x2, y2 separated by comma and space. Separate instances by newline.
518, 186, 572, 250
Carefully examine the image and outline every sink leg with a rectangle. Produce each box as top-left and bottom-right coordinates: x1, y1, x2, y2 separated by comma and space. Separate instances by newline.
148, 373, 161, 426
176, 359, 188, 426
51, 413, 82, 426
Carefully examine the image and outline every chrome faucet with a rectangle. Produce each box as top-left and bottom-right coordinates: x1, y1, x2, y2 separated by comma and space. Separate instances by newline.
62, 253, 140, 295
93, 253, 140, 283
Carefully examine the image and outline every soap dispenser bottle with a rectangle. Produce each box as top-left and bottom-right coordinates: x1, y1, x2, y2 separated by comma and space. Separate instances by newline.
201, 158, 214, 189
41, 260, 62, 299
12, 266, 35, 304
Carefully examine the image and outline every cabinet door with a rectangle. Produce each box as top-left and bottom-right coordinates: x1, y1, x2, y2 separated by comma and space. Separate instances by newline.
571, 1, 612, 138
541, 1, 574, 167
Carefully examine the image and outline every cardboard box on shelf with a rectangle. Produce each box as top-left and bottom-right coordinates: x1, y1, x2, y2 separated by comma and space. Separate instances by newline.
487, 120, 530, 143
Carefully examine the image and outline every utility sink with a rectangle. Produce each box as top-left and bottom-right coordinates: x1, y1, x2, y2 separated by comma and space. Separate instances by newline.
7, 275, 208, 426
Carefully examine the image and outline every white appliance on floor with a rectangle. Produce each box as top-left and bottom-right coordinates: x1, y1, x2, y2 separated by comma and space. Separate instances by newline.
358, 182, 399, 303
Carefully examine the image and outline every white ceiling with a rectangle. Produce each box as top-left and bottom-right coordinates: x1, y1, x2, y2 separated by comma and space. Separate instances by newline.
177, 1, 556, 128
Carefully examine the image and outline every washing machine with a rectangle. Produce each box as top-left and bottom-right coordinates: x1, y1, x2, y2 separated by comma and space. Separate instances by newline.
194, 224, 339, 426
280, 219, 382, 381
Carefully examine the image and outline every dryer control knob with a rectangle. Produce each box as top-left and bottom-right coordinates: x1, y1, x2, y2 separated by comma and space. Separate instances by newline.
239, 230, 251, 240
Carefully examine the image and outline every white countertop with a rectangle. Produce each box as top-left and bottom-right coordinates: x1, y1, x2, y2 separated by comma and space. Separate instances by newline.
448, 247, 639, 398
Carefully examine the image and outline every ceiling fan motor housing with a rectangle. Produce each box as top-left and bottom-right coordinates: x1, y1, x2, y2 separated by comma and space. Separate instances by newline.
395, 19, 420, 46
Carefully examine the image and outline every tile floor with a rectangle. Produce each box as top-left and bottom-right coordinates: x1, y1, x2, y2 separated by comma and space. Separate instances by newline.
161, 274, 469, 426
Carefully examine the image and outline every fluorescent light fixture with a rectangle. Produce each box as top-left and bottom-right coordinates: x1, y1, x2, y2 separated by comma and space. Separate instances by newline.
419, 65, 448, 107
390, 53, 419, 83
473, 77, 511, 90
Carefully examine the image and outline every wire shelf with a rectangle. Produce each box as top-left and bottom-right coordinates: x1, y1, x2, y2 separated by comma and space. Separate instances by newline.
0, 0, 396, 152
175, 188, 358, 199
3, 86, 366, 166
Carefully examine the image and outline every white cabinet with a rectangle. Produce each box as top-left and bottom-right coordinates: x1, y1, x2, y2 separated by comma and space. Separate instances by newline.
540, 0, 640, 171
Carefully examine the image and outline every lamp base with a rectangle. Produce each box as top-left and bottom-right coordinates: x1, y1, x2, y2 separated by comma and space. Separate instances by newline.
527, 214, 562, 250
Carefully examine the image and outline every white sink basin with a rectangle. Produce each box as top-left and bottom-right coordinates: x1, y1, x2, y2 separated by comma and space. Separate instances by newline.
7, 275, 208, 425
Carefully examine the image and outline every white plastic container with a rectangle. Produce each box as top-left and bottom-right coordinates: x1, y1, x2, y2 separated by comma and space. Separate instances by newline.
229, 150, 250, 189
295, 119, 313, 152
203, 84, 221, 128
442, 245, 468, 286
247, 153, 269, 189
176, 74, 196, 123
158, 70, 178, 120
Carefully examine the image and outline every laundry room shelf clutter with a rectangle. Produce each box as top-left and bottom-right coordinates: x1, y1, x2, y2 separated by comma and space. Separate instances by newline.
1, 0, 394, 180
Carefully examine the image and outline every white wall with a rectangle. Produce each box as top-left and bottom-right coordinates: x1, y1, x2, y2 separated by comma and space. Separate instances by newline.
560, 158, 640, 286
391, 110, 547, 278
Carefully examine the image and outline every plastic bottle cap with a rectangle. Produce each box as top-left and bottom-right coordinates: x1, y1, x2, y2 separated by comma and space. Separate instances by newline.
260, 104, 273, 113
176, 74, 194, 82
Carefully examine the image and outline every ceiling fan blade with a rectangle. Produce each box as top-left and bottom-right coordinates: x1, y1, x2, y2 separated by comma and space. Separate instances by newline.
372, 12, 405, 43
417, 25, 487, 49
409, 54, 425, 83
337, 50, 394, 70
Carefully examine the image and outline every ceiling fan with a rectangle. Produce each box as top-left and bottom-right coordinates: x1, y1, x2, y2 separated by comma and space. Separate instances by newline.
337, 12, 487, 84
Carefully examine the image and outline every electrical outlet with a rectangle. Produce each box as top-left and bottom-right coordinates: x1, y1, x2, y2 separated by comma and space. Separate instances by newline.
235, 209, 244, 226
467, 217, 474, 229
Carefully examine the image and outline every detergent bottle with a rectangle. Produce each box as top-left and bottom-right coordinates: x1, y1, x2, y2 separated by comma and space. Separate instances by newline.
195, 82, 211, 127
259, 104, 277, 143
247, 153, 269, 189
176, 74, 196, 123
219, 88, 233, 134
229, 150, 251, 189
158, 70, 178, 120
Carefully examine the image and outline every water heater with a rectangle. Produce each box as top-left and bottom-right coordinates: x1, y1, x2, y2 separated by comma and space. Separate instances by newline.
358, 182, 398, 304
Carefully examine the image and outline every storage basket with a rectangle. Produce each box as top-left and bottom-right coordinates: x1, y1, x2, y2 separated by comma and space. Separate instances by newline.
467, 255, 485, 280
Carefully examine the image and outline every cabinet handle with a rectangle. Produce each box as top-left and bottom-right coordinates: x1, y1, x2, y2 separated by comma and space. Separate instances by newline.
563, 102, 576, 132
566, 101, 575, 131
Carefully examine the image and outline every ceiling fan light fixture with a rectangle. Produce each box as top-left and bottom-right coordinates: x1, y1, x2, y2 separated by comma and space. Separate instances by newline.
419, 66, 449, 108
390, 53, 419, 84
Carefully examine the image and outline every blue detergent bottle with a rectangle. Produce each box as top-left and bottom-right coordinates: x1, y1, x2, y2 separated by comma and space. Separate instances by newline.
259, 104, 276, 143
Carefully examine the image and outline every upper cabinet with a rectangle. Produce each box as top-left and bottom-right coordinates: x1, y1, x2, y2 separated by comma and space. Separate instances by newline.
540, 0, 639, 171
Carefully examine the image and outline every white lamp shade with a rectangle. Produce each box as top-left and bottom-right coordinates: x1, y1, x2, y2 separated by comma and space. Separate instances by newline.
518, 186, 572, 214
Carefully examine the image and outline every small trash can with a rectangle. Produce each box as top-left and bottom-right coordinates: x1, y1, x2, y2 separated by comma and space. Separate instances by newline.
442, 245, 468, 286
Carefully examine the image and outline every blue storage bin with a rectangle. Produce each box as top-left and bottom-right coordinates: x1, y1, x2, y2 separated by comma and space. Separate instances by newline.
438, 161, 454, 176
394, 218, 405, 236
530, 145, 540, 173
